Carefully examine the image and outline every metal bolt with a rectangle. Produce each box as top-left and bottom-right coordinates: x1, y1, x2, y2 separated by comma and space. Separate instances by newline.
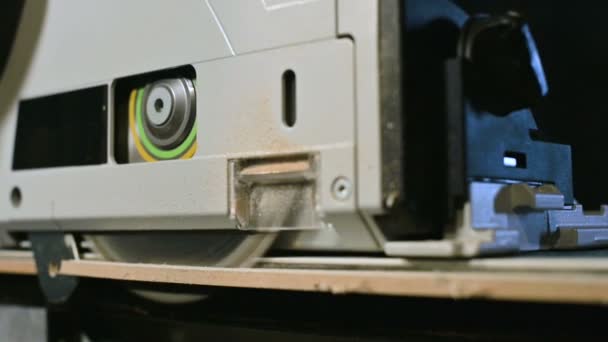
146, 86, 174, 126
332, 177, 352, 201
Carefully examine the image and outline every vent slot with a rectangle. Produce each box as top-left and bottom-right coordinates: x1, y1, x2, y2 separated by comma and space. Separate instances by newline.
282, 69, 297, 127
13, 86, 108, 170
503, 151, 527, 169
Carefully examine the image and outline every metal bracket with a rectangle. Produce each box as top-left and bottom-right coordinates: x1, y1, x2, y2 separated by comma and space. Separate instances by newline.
229, 154, 325, 232
495, 183, 565, 212
548, 205, 608, 249
30, 232, 79, 303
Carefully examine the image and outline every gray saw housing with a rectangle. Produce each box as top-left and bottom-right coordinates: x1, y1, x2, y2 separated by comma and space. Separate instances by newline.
0, 0, 607, 261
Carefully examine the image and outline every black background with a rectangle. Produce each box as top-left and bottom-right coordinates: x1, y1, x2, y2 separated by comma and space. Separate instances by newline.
456, 0, 608, 208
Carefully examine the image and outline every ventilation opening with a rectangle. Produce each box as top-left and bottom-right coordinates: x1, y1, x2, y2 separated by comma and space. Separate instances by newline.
10, 187, 21, 208
282, 69, 296, 127
503, 151, 527, 169
13, 86, 108, 170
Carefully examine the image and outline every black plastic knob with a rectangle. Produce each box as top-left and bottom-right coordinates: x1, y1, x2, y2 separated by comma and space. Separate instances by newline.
458, 12, 548, 115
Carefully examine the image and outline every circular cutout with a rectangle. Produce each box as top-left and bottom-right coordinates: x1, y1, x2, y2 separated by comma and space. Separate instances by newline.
10, 187, 21, 207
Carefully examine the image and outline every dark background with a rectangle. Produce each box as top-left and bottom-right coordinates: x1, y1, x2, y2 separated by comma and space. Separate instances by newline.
3, 274, 607, 341
456, 0, 608, 208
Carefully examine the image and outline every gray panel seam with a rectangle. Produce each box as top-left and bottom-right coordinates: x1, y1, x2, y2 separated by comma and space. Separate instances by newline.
262, 0, 320, 11
205, 0, 236, 55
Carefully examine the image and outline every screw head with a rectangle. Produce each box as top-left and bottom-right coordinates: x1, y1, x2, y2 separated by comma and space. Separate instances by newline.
332, 177, 352, 201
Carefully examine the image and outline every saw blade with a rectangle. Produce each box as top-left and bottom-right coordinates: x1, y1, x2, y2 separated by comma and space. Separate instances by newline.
89, 231, 275, 267
87, 231, 275, 303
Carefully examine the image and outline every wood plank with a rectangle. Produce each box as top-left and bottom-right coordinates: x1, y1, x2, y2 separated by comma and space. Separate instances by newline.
258, 256, 608, 272
59, 259, 608, 304
0, 258, 37, 275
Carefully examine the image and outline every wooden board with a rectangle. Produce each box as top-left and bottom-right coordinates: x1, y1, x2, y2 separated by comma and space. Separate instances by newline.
5, 253, 608, 305
58, 259, 608, 305
0, 254, 36, 275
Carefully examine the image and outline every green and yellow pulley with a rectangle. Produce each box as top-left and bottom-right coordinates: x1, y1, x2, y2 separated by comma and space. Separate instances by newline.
128, 78, 197, 162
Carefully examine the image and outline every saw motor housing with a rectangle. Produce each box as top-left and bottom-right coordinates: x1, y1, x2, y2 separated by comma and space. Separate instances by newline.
1, 0, 608, 269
